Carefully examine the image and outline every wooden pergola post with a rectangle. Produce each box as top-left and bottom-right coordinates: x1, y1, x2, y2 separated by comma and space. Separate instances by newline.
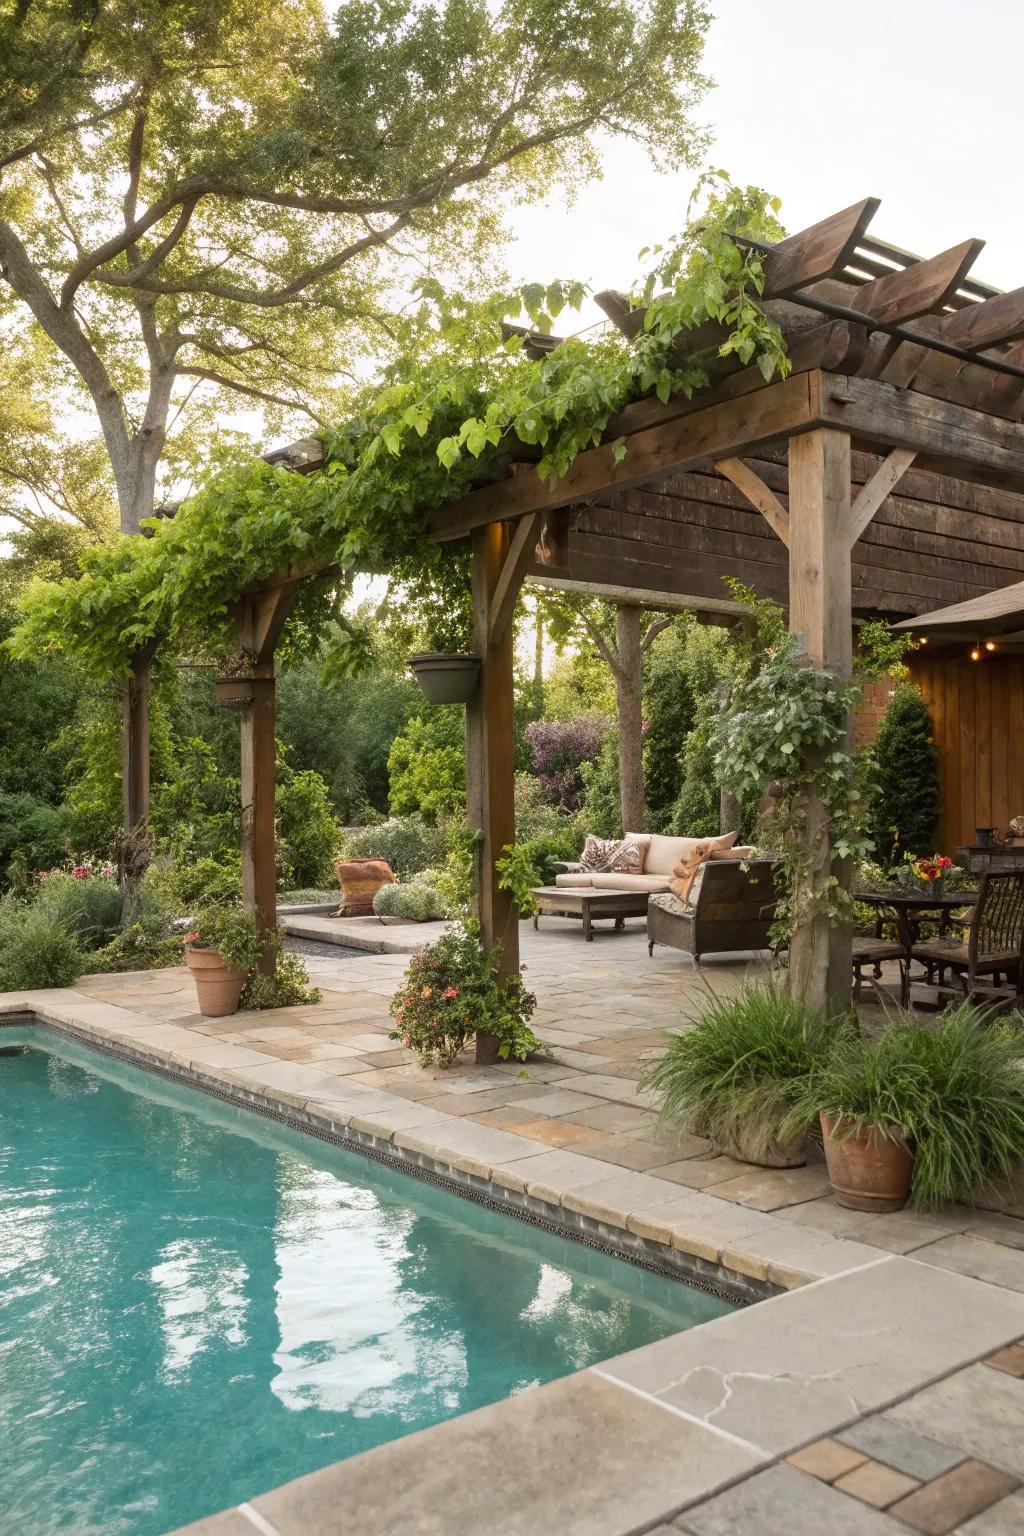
465, 516, 540, 1063
216, 580, 301, 975
786, 427, 854, 1014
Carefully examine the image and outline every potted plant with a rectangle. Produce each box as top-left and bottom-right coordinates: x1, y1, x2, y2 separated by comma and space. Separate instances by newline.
184, 906, 263, 1017
408, 652, 481, 705
641, 983, 842, 1168
389, 923, 541, 1067
783, 1006, 1024, 1211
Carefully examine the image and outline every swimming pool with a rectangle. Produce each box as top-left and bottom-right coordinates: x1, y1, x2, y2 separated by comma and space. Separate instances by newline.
0, 1028, 733, 1536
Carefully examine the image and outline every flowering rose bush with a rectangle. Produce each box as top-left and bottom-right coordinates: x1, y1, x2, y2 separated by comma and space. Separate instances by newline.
389, 923, 540, 1068
525, 715, 610, 812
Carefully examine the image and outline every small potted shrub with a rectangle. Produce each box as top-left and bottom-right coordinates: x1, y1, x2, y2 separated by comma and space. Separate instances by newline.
641, 983, 842, 1168
184, 906, 263, 1016
783, 1006, 1024, 1211
389, 923, 541, 1068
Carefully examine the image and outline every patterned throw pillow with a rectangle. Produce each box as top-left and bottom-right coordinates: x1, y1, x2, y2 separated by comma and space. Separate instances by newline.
580, 835, 643, 874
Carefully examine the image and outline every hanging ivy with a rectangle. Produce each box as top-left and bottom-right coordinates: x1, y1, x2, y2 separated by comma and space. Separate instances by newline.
8, 175, 788, 682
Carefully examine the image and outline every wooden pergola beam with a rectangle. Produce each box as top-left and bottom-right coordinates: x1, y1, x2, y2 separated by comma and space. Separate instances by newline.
847, 239, 986, 327
428, 370, 819, 541
761, 197, 881, 297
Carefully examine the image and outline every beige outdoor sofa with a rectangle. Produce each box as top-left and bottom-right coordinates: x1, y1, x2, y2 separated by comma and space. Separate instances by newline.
554, 833, 729, 895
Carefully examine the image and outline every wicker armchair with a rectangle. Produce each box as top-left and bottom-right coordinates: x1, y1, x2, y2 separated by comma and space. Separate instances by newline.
911, 872, 1024, 1000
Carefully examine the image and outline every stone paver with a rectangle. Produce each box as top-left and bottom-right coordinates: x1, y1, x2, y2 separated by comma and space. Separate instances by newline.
889, 1461, 1019, 1534
833, 1460, 920, 1508
786, 1439, 868, 1481
677, 1464, 900, 1535
959, 1488, 1024, 1534
597, 1259, 1024, 1457
837, 1415, 967, 1481
886, 1365, 1024, 1478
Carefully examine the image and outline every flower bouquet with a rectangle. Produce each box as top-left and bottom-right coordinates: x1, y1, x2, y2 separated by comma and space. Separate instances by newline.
913, 853, 953, 899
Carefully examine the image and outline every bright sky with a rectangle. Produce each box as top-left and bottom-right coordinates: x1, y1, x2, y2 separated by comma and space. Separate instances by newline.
508, 0, 1024, 310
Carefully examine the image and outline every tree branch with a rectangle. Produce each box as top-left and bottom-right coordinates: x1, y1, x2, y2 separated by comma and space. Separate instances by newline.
177, 367, 325, 424
640, 615, 673, 654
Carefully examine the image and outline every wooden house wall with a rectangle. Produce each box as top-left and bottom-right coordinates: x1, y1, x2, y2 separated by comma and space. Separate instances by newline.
909, 651, 1024, 853
534, 451, 1024, 620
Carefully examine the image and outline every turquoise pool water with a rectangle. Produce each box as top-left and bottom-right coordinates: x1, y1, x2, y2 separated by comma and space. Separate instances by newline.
0, 1031, 733, 1536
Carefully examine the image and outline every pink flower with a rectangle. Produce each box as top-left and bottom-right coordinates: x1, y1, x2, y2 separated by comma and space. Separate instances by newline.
421, 986, 432, 999
72, 866, 89, 880
443, 986, 459, 999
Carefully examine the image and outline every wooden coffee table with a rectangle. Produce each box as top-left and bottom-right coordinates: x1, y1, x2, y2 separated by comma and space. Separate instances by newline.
531, 885, 651, 941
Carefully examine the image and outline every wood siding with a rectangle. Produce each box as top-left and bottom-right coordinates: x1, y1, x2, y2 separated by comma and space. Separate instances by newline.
910, 651, 1024, 851
532, 450, 1024, 619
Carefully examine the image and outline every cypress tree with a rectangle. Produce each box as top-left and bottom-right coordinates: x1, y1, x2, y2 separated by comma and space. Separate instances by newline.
869, 681, 939, 864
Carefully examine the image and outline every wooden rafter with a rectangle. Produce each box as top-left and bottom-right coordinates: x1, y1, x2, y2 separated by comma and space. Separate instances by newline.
714, 456, 790, 546
760, 197, 880, 297
847, 239, 986, 326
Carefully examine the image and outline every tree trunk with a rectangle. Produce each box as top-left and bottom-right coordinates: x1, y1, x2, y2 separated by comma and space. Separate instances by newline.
615, 605, 645, 834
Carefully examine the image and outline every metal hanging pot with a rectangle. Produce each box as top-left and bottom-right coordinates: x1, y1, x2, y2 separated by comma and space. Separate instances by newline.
408, 652, 481, 705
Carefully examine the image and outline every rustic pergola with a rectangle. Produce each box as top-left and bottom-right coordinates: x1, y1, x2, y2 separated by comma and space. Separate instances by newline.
123, 196, 1024, 1028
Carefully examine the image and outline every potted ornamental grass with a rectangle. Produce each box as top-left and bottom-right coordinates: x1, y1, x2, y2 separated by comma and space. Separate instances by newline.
389, 923, 541, 1068
782, 1005, 1024, 1211
183, 905, 263, 1017
641, 982, 843, 1168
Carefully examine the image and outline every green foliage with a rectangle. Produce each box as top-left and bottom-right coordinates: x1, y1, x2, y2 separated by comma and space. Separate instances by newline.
275, 765, 342, 889
514, 773, 582, 855
643, 619, 697, 831
373, 876, 446, 923
82, 924, 185, 975
344, 815, 449, 878
580, 734, 623, 836
145, 855, 243, 916
387, 709, 466, 822
185, 906, 264, 973
388, 923, 540, 1068
432, 826, 480, 921
495, 844, 543, 916
0, 899, 83, 990
240, 947, 321, 1010
670, 720, 721, 837
868, 682, 939, 864
0, 793, 75, 883
33, 873, 122, 947
276, 658, 420, 818
642, 983, 843, 1159
783, 1007, 1024, 1209
10, 179, 790, 683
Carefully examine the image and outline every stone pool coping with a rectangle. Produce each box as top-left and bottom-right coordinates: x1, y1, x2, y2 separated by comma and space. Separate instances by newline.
4, 990, 1024, 1536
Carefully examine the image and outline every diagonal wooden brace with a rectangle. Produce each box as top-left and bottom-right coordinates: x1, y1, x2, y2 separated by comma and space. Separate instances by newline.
847, 447, 917, 544
715, 456, 790, 546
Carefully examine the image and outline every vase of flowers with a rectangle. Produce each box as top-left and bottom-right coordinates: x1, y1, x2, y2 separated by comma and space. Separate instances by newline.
913, 853, 952, 900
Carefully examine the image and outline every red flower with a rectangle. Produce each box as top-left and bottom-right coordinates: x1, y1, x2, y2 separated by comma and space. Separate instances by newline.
443, 985, 459, 999
184, 931, 201, 945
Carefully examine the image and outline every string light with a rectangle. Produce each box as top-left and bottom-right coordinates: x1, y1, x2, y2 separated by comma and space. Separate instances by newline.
985, 640, 997, 652
970, 645, 982, 662
918, 634, 928, 645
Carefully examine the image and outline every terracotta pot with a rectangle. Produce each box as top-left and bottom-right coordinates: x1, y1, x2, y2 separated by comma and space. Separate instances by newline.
820, 1112, 914, 1212
185, 945, 246, 1017
333, 858, 395, 917
713, 1113, 807, 1169
408, 652, 481, 705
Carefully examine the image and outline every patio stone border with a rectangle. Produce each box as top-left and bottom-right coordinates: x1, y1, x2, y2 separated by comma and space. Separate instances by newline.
0, 1004, 769, 1305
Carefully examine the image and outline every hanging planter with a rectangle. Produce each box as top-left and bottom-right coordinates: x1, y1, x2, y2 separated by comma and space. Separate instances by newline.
408, 652, 481, 705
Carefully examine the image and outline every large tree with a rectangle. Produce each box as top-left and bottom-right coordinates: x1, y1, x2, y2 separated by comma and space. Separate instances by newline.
0, 0, 711, 535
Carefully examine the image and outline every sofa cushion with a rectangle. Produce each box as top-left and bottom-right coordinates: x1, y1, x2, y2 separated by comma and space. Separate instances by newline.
645, 830, 737, 876
580, 834, 644, 875
712, 844, 754, 860
588, 873, 668, 893
554, 873, 596, 888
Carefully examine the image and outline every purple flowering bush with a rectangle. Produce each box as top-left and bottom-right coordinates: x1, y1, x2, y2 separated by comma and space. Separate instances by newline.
525, 715, 610, 812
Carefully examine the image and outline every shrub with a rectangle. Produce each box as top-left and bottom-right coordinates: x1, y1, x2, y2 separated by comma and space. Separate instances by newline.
387, 709, 466, 822
145, 854, 243, 915
0, 793, 75, 885
389, 924, 540, 1067
643, 620, 696, 831
783, 1006, 1024, 1209
34, 872, 122, 947
580, 732, 622, 836
82, 923, 184, 975
525, 714, 609, 812
0, 900, 83, 989
344, 815, 448, 877
868, 682, 939, 864
276, 766, 342, 888
642, 983, 842, 1159
373, 877, 445, 922
514, 773, 582, 855
240, 947, 321, 1009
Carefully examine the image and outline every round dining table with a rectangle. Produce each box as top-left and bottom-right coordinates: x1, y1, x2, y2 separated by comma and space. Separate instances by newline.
857, 887, 977, 948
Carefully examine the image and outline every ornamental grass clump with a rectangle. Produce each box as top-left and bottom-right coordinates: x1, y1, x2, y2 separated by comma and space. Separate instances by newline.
389, 924, 540, 1068
642, 982, 844, 1165
783, 1005, 1024, 1209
